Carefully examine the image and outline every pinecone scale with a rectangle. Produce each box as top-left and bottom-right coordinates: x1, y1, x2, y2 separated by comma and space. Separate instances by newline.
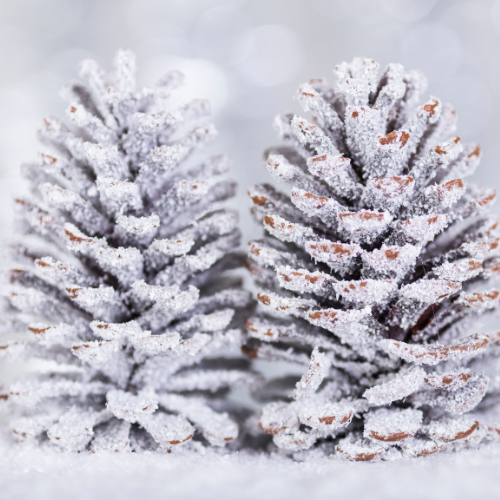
0, 50, 256, 452
246, 57, 500, 460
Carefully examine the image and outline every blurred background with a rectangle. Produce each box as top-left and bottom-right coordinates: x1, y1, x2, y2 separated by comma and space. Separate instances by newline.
1, 0, 500, 382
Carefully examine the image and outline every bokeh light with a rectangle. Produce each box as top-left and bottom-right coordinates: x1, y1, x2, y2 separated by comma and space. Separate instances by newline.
401, 22, 463, 81
235, 25, 304, 87
2, 0, 500, 386
380, 0, 437, 23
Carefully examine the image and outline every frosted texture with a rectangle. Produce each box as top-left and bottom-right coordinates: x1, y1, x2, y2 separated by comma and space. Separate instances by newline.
246, 57, 500, 460
1, 50, 256, 452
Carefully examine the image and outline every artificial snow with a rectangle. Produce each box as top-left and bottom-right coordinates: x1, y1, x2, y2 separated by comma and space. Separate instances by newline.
2, 431, 500, 500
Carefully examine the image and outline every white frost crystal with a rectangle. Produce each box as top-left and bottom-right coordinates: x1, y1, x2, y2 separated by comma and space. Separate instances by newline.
247, 57, 500, 460
1, 50, 256, 452
364, 408, 422, 442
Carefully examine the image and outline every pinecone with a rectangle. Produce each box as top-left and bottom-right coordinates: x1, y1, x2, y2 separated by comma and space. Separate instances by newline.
0, 49, 256, 452
245, 57, 500, 460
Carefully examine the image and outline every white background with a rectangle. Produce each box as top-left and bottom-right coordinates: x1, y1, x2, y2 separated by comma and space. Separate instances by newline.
1, 2, 500, 495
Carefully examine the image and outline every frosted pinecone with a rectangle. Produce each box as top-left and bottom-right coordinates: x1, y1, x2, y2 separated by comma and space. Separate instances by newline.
0, 50, 257, 453
245, 57, 500, 460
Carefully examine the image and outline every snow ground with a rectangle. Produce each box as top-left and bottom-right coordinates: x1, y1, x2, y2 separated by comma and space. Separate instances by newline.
1, 434, 500, 500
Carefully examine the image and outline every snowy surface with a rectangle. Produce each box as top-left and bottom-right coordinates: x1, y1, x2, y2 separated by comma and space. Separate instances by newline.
1, 433, 500, 500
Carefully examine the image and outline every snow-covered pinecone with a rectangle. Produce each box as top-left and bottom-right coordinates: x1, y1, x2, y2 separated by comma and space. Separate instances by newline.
0, 50, 256, 453
245, 57, 500, 460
